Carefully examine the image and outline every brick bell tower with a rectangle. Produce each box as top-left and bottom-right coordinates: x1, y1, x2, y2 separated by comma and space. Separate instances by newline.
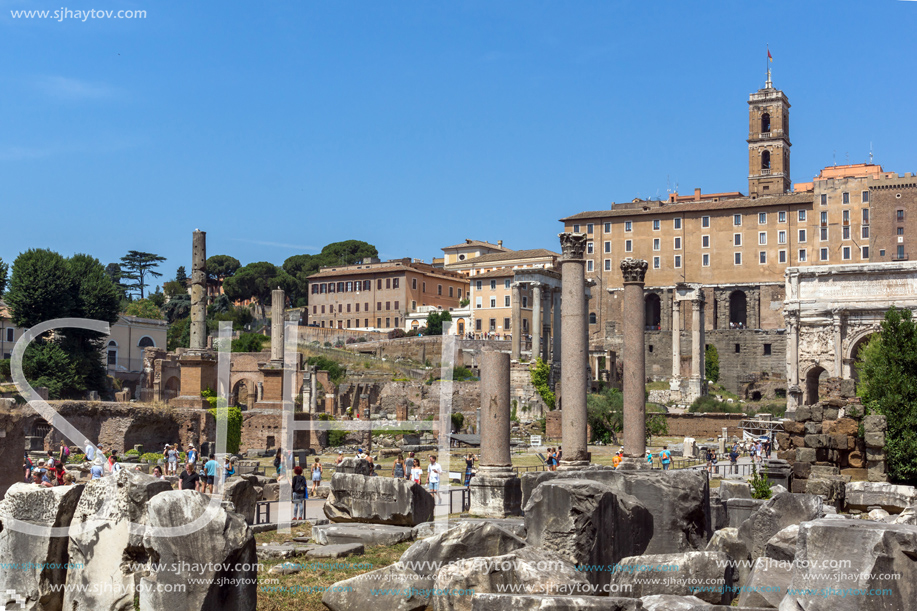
747, 68, 791, 196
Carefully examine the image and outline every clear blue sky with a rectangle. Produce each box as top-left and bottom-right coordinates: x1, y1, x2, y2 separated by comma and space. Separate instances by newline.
1, 0, 915, 281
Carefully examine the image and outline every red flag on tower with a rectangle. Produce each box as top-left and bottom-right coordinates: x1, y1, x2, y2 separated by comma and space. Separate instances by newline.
768, 49, 773, 62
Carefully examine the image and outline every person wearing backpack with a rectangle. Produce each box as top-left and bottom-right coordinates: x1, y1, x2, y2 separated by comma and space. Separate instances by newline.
59, 440, 70, 464
660, 446, 672, 471
291, 466, 308, 521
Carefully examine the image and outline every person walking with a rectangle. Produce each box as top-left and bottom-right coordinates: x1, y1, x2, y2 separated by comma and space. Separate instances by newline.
59, 440, 70, 465
187, 445, 199, 467
291, 466, 307, 521
410, 459, 423, 485
705, 448, 714, 473
273, 448, 283, 476
84, 441, 96, 462
427, 455, 442, 504
167, 445, 179, 476
203, 454, 218, 494
730, 443, 739, 474
660, 445, 672, 471
463, 453, 475, 486
179, 462, 199, 490
310, 457, 323, 495
392, 455, 405, 480
23, 452, 33, 483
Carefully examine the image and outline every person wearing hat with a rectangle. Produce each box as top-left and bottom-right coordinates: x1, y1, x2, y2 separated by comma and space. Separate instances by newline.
646, 449, 654, 465
612, 450, 623, 469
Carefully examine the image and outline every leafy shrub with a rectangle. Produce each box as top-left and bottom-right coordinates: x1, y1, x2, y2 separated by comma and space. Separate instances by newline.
306, 356, 346, 385
750, 462, 773, 499
232, 333, 268, 353
388, 329, 406, 340
319, 413, 348, 447
207, 402, 243, 454
451, 412, 464, 432
705, 344, 720, 384
323, 342, 332, 348
756, 403, 787, 418
689, 395, 744, 414
0, 359, 10, 380
140, 452, 163, 463
587, 387, 623, 444
125, 449, 140, 457
67, 453, 86, 464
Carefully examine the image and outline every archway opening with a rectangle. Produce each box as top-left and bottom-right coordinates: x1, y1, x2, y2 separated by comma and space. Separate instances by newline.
804, 366, 827, 405
644, 294, 661, 330
761, 112, 771, 133
849, 333, 875, 387
164, 376, 180, 402
729, 291, 747, 328
761, 150, 771, 170
232, 379, 254, 410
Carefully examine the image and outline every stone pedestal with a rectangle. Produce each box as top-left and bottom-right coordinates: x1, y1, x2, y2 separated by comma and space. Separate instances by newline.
171, 352, 218, 408
254, 366, 284, 409
470, 350, 521, 517
621, 258, 648, 461
558, 233, 590, 469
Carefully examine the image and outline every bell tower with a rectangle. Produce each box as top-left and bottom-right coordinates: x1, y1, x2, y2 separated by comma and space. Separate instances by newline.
747, 70, 791, 196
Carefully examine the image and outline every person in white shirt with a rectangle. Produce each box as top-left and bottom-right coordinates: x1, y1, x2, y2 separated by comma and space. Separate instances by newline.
410, 459, 423, 486
427, 455, 442, 503
84, 442, 96, 462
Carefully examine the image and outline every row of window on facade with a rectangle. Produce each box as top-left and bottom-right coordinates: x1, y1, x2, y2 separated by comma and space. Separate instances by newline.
474, 317, 529, 332
311, 278, 460, 298
320, 318, 400, 329
634, 245, 873, 271
313, 300, 404, 315
569, 203, 899, 236
473, 278, 513, 291
473, 295, 528, 309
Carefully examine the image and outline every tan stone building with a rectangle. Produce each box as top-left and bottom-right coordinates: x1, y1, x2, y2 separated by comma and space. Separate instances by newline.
558, 74, 917, 394
307, 258, 468, 331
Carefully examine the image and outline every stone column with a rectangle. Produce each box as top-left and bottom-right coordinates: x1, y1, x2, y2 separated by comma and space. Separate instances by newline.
558, 232, 589, 469
585, 279, 595, 381
620, 257, 650, 468
541, 288, 552, 362
531, 282, 543, 362
271, 288, 285, 364
552, 289, 562, 365
832, 309, 844, 377
190, 230, 207, 351
785, 311, 802, 411
670, 295, 681, 389
686, 291, 707, 401
511, 282, 522, 360
469, 350, 521, 517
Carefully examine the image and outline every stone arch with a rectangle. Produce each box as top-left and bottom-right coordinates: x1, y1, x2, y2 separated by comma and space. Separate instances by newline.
803, 364, 827, 405
761, 150, 771, 170
232, 378, 256, 410
138, 335, 156, 348
164, 375, 180, 401
457, 319, 465, 335
847, 332, 876, 386
729, 290, 747, 327
761, 112, 771, 133
644, 293, 661, 329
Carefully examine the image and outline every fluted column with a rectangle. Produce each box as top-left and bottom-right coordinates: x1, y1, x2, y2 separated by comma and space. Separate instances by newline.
531, 282, 543, 362
559, 233, 589, 468
542, 288, 552, 362
786, 311, 801, 410
585, 279, 595, 381
832, 309, 844, 377
621, 257, 648, 463
672, 296, 681, 381
511, 282, 522, 360
552, 289, 562, 365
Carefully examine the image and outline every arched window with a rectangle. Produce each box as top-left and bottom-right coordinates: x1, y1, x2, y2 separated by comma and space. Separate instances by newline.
589, 312, 597, 324
106, 340, 118, 366
761, 112, 771, 133
138, 336, 155, 348
761, 150, 771, 170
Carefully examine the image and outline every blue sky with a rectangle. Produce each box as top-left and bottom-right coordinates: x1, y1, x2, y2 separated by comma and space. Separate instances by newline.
1, 0, 915, 281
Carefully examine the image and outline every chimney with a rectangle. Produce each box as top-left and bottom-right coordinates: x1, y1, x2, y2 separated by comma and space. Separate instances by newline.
694, 188, 701, 201
498, 240, 503, 248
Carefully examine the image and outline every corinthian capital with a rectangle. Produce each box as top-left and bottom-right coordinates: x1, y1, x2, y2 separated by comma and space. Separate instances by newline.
558, 232, 587, 260
620, 257, 648, 283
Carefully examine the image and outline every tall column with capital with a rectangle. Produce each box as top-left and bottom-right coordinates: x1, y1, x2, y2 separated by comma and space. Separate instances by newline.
620, 257, 649, 467
511, 282, 522, 360
190, 230, 207, 351
558, 232, 589, 468
271, 288, 286, 364
531, 282, 543, 362
686, 291, 706, 401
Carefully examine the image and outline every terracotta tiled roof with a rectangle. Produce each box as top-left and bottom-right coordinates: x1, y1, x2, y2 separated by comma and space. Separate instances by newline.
468, 269, 515, 279
560, 193, 814, 222
456, 248, 558, 265
307, 264, 465, 283
441, 239, 510, 251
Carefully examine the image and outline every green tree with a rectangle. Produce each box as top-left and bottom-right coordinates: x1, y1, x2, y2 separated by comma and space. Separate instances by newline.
120, 251, 167, 299
124, 298, 165, 320
0, 257, 7, 294
232, 333, 269, 352
425, 311, 453, 335
104, 263, 129, 299
168, 317, 191, 351
705, 344, 720, 384
306, 356, 346, 385
148, 287, 166, 308
587, 387, 624, 444
6, 251, 119, 397
175, 266, 188, 284
221, 262, 293, 318
857, 307, 917, 484
162, 293, 192, 323
531, 358, 555, 409
163, 280, 185, 298
206, 255, 241, 288
208, 404, 243, 454
316, 240, 378, 268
